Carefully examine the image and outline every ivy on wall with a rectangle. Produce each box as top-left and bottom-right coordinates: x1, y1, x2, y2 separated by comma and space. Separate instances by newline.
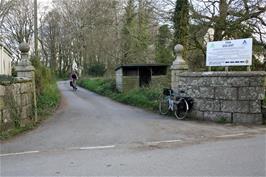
0, 75, 16, 82
2, 83, 21, 128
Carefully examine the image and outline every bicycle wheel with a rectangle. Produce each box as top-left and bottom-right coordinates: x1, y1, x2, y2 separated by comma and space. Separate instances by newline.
159, 96, 170, 115
174, 98, 189, 120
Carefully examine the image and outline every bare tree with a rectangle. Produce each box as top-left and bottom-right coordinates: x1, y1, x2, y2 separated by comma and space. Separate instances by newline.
0, 0, 16, 28
1, 0, 34, 60
190, 0, 265, 42
39, 0, 123, 76
39, 9, 60, 71
188, 0, 266, 69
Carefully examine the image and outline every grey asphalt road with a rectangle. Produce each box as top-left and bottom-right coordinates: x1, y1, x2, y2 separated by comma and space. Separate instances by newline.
0, 81, 266, 176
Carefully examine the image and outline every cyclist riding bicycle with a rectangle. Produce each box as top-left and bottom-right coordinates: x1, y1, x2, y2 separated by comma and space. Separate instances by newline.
70, 71, 78, 91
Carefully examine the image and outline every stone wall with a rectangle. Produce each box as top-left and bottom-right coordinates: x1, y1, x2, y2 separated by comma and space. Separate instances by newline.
116, 69, 123, 92
123, 76, 139, 92
115, 69, 139, 92
262, 106, 266, 124
0, 79, 34, 131
120, 75, 170, 92
172, 71, 266, 124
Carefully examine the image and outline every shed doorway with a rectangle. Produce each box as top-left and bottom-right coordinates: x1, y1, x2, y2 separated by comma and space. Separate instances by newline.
139, 67, 151, 87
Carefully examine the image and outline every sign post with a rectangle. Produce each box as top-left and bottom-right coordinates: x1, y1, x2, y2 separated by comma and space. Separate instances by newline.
206, 38, 253, 70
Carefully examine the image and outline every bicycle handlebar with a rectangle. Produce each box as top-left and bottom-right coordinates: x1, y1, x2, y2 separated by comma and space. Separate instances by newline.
163, 88, 186, 96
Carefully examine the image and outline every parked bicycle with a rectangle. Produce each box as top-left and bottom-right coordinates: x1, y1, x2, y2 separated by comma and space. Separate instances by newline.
159, 88, 193, 120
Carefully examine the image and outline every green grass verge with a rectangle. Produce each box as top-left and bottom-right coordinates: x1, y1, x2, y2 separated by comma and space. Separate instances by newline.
78, 78, 161, 111
37, 81, 61, 116
0, 123, 35, 140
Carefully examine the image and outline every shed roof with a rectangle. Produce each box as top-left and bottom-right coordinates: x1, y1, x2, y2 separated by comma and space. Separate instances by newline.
115, 64, 169, 71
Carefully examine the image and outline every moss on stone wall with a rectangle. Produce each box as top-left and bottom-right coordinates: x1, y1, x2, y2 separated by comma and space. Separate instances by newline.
0, 80, 33, 132
0, 75, 14, 82
172, 71, 266, 124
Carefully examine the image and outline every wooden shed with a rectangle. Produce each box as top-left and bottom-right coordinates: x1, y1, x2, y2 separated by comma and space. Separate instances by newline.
115, 64, 169, 92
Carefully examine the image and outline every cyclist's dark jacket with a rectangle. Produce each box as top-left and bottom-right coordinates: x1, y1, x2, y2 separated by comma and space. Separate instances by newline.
71, 74, 77, 80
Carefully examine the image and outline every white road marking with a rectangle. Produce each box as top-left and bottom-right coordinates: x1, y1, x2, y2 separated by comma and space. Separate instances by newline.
215, 133, 246, 138
70, 145, 116, 151
0, 151, 40, 157
146, 139, 182, 146
0, 134, 249, 157
0, 145, 116, 158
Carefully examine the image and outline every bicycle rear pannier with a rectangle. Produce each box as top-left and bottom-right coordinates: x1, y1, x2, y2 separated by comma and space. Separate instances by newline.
175, 96, 193, 111
185, 97, 193, 111
163, 88, 173, 96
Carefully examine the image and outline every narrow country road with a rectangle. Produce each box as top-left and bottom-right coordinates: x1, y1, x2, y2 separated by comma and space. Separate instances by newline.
1, 81, 265, 176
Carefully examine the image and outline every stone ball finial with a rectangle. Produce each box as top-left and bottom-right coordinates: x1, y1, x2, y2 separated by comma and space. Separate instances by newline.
171, 44, 188, 70
174, 44, 184, 55
19, 42, 30, 53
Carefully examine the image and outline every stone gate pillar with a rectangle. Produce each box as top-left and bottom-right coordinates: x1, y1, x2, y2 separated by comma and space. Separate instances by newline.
171, 44, 188, 89
16, 42, 35, 78
16, 42, 38, 122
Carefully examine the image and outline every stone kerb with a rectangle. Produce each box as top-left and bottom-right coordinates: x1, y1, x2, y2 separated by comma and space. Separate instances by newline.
172, 71, 266, 124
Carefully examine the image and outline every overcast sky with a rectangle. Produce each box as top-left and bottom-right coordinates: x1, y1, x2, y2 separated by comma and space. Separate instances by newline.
38, 0, 53, 17
39, 0, 52, 5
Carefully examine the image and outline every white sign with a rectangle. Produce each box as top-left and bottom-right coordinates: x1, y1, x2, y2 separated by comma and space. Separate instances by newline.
206, 38, 253, 66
